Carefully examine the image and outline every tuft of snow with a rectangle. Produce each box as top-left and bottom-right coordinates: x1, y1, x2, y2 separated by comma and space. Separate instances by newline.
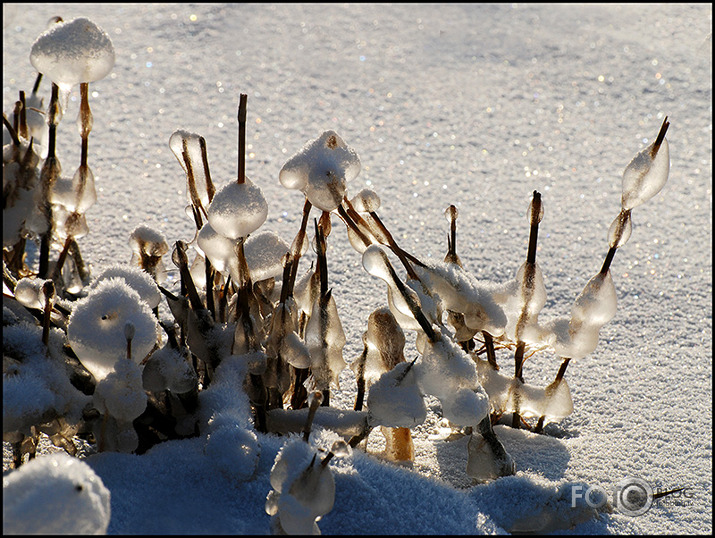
3, 452, 111, 535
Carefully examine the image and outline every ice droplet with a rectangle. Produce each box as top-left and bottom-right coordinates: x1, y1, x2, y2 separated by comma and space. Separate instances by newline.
621, 135, 669, 210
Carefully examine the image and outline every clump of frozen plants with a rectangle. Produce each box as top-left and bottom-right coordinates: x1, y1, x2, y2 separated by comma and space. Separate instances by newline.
3, 13, 671, 534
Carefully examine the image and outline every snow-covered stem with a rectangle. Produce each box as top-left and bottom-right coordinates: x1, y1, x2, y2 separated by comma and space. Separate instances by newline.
381, 253, 437, 341
125, 322, 134, 360
534, 358, 571, 433
368, 209, 420, 280
237, 93, 247, 184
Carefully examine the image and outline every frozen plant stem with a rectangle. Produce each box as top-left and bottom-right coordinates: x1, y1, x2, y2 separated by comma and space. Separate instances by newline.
534, 357, 571, 433
79, 83, 91, 168
39, 83, 61, 279
303, 391, 323, 442
199, 136, 215, 202
41, 280, 55, 348
512, 190, 542, 429
237, 93, 247, 184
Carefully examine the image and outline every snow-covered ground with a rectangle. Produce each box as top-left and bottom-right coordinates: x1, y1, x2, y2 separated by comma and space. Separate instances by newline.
3, 3, 712, 534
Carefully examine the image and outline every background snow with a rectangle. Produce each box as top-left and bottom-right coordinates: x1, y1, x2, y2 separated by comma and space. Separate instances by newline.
3, 3, 711, 535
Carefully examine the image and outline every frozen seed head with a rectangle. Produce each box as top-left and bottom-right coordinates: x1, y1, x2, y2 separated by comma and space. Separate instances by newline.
30, 17, 115, 90
279, 130, 361, 212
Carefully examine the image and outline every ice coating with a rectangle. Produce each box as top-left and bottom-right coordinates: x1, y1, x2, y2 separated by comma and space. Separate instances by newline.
93, 358, 148, 422
477, 360, 573, 419
197, 221, 235, 275
493, 261, 547, 344
366, 361, 426, 428
52, 206, 90, 240
279, 130, 361, 211
415, 334, 479, 401
414, 261, 507, 337
621, 136, 670, 210
67, 278, 159, 380
92, 264, 162, 309
207, 178, 268, 239
2, 452, 111, 535
355, 307, 406, 382
546, 271, 617, 359
267, 438, 335, 535
169, 129, 213, 210
608, 209, 633, 249
304, 292, 347, 390
14, 277, 48, 310
265, 299, 312, 369
467, 431, 515, 483
362, 244, 426, 332
350, 188, 381, 212
49, 166, 96, 214
30, 17, 115, 90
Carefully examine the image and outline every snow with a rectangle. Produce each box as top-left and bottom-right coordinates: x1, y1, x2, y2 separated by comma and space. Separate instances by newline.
67, 278, 160, 380
2, 452, 111, 535
206, 178, 269, 240
3, 3, 712, 536
29, 17, 115, 90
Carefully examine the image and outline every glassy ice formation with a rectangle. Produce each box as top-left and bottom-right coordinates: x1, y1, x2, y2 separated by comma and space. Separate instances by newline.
5, 30, 673, 531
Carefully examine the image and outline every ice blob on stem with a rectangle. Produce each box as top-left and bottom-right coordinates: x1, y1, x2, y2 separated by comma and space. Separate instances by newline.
280, 130, 361, 212
30, 17, 115, 97
621, 117, 670, 210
